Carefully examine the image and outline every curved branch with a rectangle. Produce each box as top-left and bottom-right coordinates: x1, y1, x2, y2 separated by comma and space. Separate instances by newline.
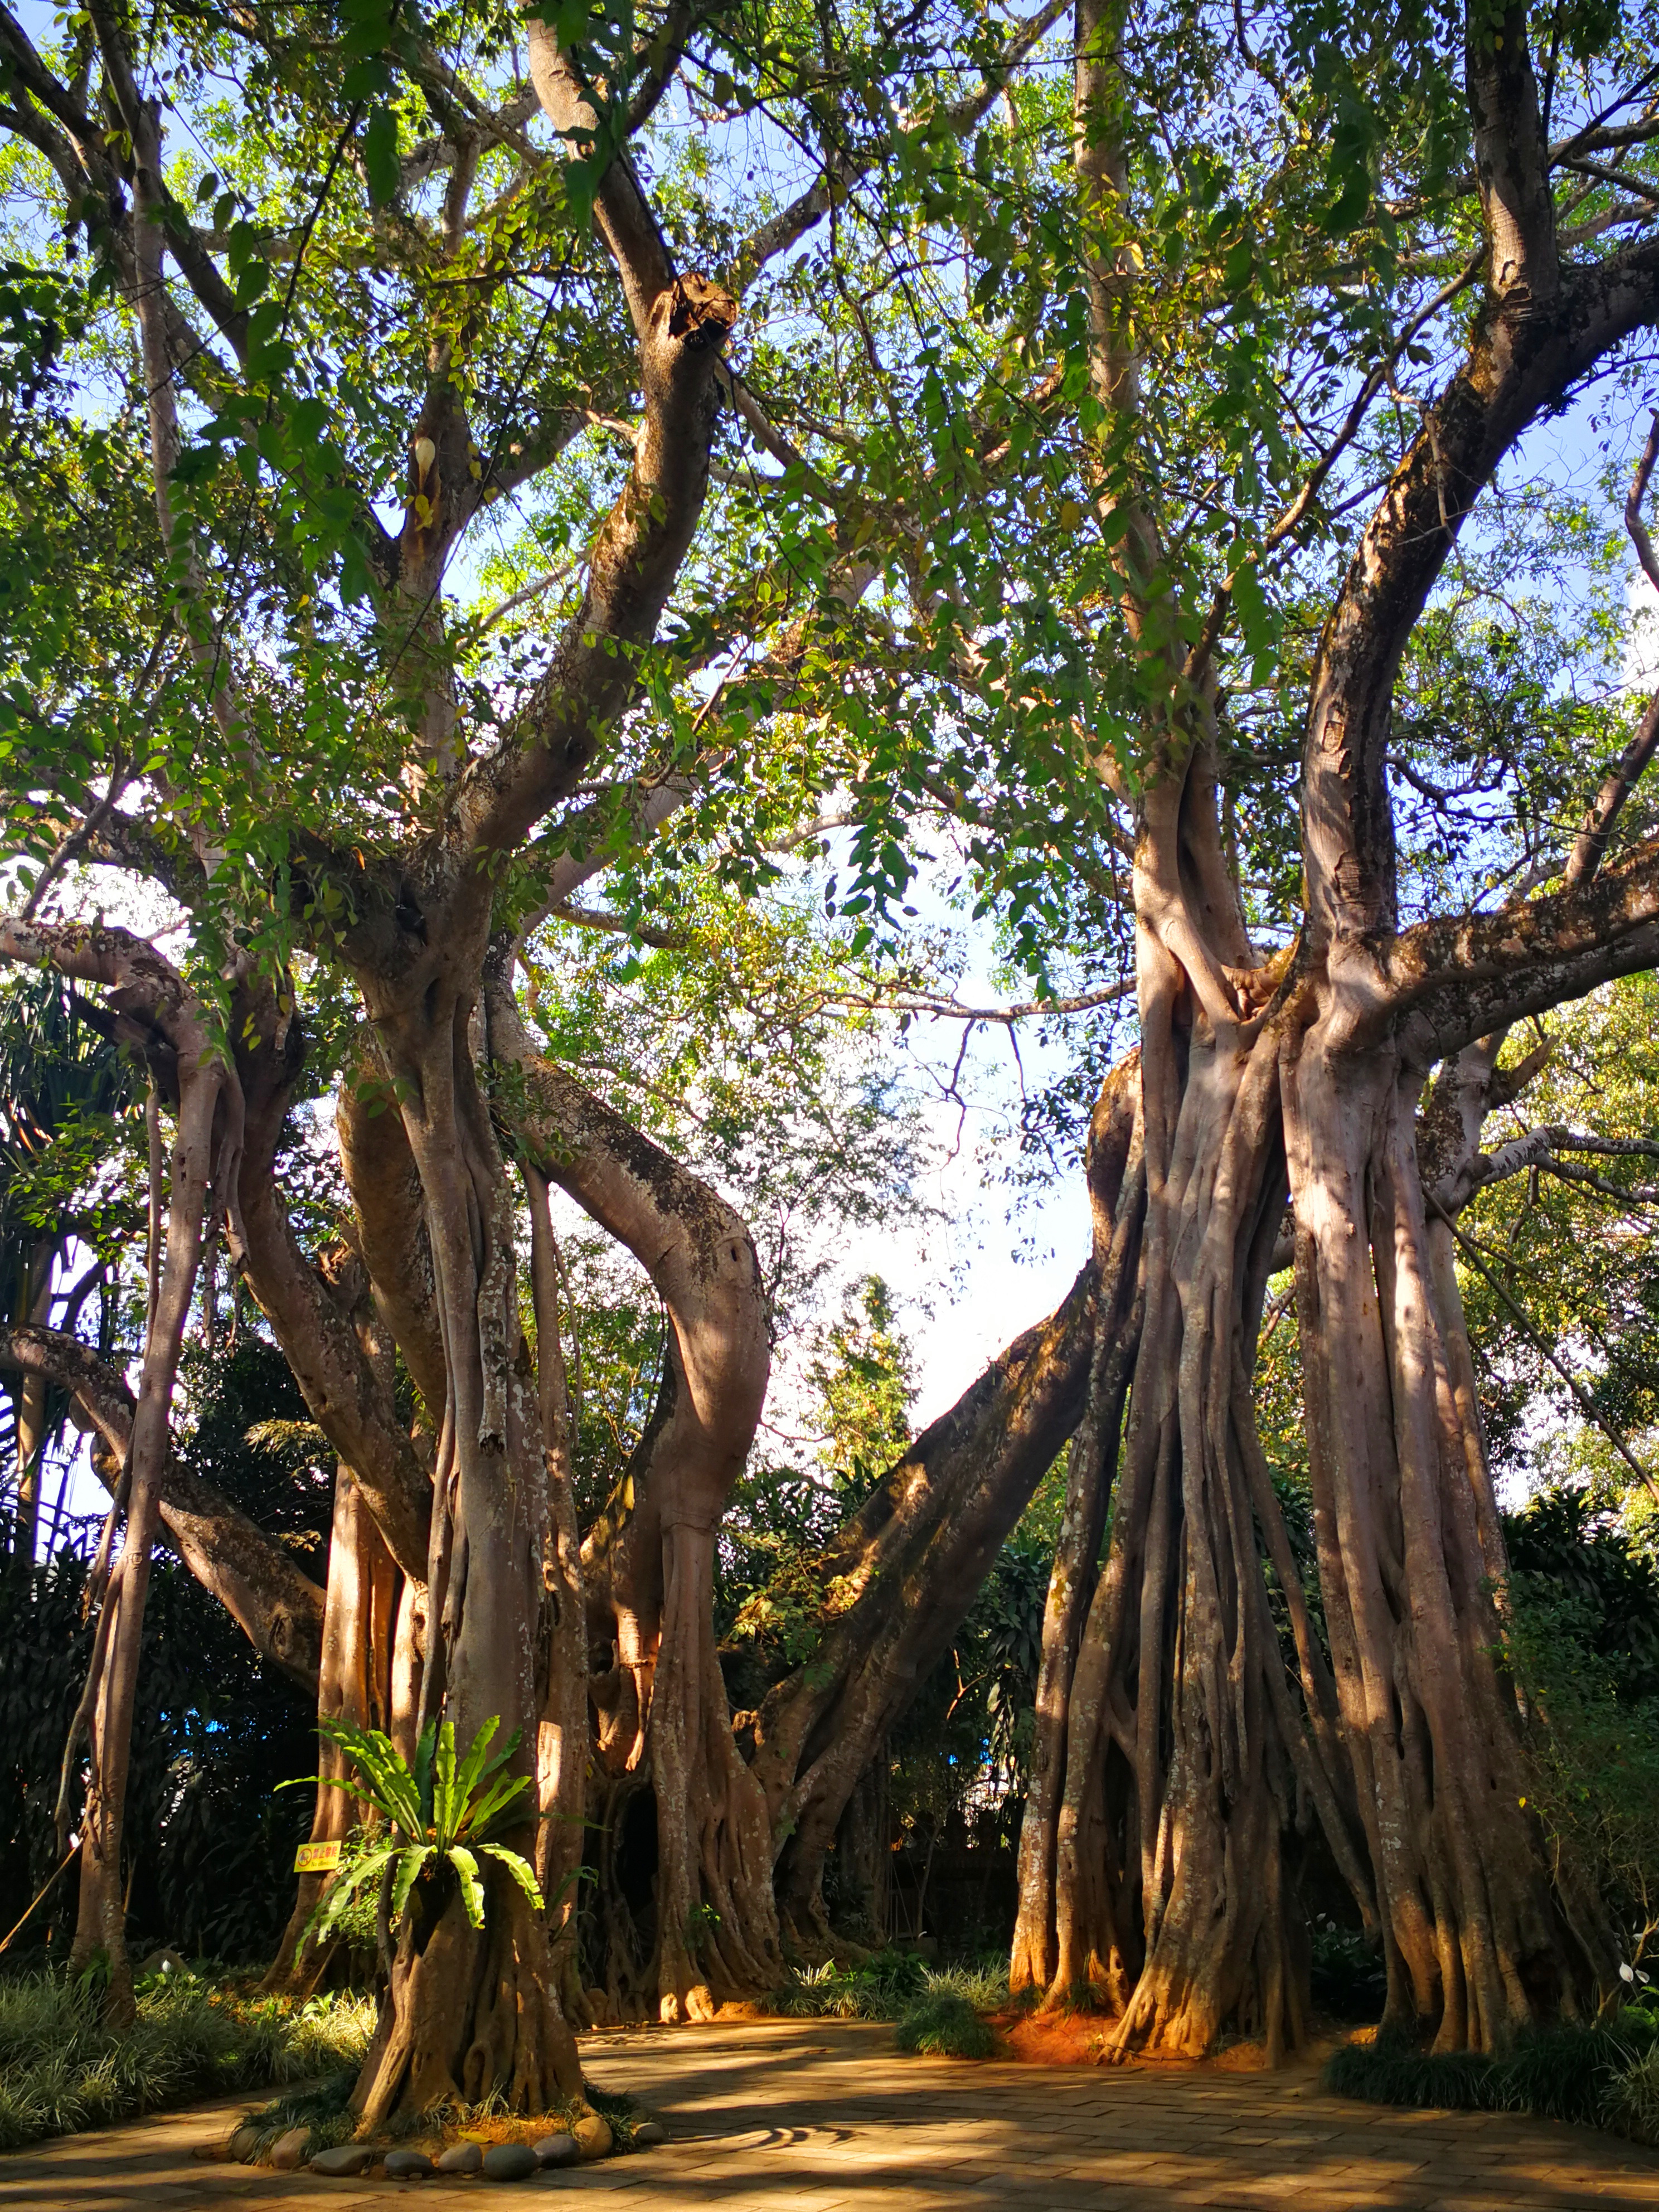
234, 1008, 432, 1583
1303, 235, 1659, 945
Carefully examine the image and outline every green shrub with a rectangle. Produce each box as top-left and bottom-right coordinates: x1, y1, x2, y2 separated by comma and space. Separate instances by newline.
1502, 1493, 1659, 1959
924, 1960, 1011, 2014
894, 1990, 997, 2059
1605, 2041, 1659, 2143
1322, 2013, 1659, 2140
772, 1949, 928, 2019
0, 1969, 374, 2151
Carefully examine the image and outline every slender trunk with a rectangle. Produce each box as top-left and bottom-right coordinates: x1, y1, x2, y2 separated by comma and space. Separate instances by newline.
1012, 1062, 1143, 1993
11, 1253, 52, 1574
525, 1164, 589, 2024
266, 1467, 401, 1992
488, 968, 780, 2020
69, 1054, 225, 2021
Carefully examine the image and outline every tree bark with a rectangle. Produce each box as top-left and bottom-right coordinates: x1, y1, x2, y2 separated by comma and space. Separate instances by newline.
345, 975, 579, 2125
525, 1162, 589, 2024
1284, 1008, 1615, 2047
1012, 1058, 1143, 1994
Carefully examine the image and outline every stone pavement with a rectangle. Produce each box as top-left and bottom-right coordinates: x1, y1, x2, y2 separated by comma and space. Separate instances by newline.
4, 2018, 1659, 2211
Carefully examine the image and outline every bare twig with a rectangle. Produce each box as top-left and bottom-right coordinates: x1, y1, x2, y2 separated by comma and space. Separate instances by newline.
1564, 411, 1659, 887
1432, 1193, 1659, 1509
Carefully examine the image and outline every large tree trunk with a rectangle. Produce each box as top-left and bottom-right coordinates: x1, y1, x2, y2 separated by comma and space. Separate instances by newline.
1284, 1009, 1613, 2048
747, 1060, 1142, 1957
346, 972, 579, 2126
1018, 951, 1617, 2057
1025, 940, 1376, 2059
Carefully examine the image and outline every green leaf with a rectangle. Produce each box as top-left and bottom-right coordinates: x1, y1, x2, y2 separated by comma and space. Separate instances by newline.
414, 1719, 436, 1829
465, 1769, 532, 1841
447, 1844, 485, 1928
478, 1843, 545, 1912
433, 1720, 459, 1843
391, 1842, 434, 1924
362, 106, 401, 210
451, 1711, 501, 1819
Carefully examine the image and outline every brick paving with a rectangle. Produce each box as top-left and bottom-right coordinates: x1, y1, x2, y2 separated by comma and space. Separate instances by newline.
4, 2018, 1659, 2210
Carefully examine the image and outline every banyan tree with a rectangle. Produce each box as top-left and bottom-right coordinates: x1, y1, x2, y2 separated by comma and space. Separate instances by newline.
2, 0, 1659, 2088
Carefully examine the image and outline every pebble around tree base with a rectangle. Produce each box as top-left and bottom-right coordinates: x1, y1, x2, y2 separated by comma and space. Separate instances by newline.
570, 2114, 612, 2160
309, 2145, 376, 2176
208, 2107, 649, 2181
383, 2148, 435, 2179
481, 2142, 540, 2181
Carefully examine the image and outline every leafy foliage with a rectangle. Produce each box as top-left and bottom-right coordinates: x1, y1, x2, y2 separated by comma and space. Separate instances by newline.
298, 1716, 543, 1943
0, 1971, 371, 2151
1323, 2012, 1659, 2143
893, 1987, 997, 2059
1503, 1489, 1659, 1966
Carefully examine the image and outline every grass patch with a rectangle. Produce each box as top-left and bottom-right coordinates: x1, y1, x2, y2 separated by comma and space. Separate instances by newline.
772, 1950, 929, 2020
894, 1990, 997, 2060
1322, 2012, 1659, 2140
773, 1951, 1005, 2058
237, 2069, 360, 2159
773, 1951, 1009, 2024
0, 1968, 375, 2152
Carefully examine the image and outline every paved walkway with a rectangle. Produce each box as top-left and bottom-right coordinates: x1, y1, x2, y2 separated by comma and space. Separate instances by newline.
4, 2019, 1659, 2211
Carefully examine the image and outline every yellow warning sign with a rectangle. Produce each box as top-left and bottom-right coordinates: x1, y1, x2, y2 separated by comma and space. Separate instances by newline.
294, 1839, 342, 1874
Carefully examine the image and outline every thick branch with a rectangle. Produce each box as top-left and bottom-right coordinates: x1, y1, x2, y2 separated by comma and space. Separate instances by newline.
446, 263, 735, 869
1385, 831, 1659, 1060
1304, 234, 1659, 943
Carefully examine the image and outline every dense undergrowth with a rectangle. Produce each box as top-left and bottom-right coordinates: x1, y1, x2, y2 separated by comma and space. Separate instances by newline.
1323, 2010, 1659, 2143
773, 1952, 1007, 2055
0, 1968, 373, 2150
